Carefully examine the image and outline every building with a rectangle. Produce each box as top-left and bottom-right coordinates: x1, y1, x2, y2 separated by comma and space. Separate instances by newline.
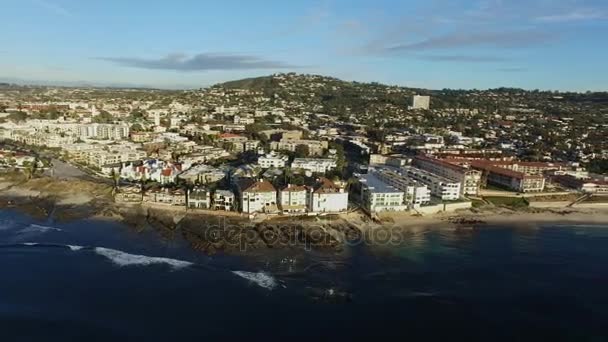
219, 133, 248, 144
414, 155, 481, 196
258, 152, 289, 168
410, 95, 430, 110
553, 175, 608, 194
188, 187, 211, 209
213, 190, 235, 211
114, 186, 143, 203
401, 167, 461, 201
471, 161, 546, 192
291, 158, 337, 174
146, 188, 186, 206
308, 178, 348, 214
178, 164, 225, 184
270, 139, 328, 156
372, 169, 431, 206
278, 184, 308, 213
237, 179, 278, 214
359, 173, 408, 213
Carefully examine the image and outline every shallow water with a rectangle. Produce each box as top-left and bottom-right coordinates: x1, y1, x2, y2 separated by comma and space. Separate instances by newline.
1, 209, 607, 341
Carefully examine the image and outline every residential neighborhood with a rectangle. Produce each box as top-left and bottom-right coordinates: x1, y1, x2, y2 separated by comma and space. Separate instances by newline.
0, 74, 607, 219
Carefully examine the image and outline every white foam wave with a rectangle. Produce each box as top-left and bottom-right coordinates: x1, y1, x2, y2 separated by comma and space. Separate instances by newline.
232, 271, 278, 290
67, 245, 84, 251
22, 242, 39, 246
18, 224, 62, 235
94, 247, 193, 270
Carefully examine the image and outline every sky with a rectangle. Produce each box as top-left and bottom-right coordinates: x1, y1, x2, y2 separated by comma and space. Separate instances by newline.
1, 0, 607, 91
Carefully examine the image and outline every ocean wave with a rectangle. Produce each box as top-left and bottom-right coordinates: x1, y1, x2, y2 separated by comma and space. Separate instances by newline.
17, 224, 62, 235
94, 247, 193, 270
232, 271, 278, 290
0, 242, 85, 251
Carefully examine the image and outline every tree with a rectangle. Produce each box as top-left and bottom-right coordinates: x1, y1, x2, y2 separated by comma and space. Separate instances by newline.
111, 168, 120, 196
294, 144, 310, 158
7, 111, 27, 123
130, 123, 144, 132
93, 110, 114, 124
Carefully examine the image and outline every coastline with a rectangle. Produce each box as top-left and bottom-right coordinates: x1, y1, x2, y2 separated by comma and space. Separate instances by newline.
2, 173, 608, 254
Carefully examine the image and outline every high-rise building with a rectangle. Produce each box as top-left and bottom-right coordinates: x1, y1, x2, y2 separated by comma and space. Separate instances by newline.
411, 95, 431, 110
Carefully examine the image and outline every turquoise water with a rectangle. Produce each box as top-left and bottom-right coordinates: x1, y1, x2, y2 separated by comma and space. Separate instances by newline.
1, 209, 608, 341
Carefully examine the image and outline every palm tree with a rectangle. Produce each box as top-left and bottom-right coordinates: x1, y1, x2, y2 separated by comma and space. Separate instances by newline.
140, 172, 148, 201
110, 168, 120, 197
22, 161, 34, 181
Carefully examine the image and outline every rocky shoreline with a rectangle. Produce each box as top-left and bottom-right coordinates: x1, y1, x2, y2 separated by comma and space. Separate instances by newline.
2, 174, 608, 255
0, 175, 361, 254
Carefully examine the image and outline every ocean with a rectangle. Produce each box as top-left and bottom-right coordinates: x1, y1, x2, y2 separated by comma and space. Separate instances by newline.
1, 209, 608, 341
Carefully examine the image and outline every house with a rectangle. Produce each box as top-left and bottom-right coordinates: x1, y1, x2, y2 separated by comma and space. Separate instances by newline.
279, 184, 308, 213
214, 190, 235, 211
308, 178, 348, 214
188, 187, 211, 209
237, 179, 278, 214
258, 152, 289, 168
114, 186, 143, 203
145, 188, 186, 206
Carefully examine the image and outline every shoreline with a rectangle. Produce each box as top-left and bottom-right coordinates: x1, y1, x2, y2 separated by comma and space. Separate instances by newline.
1, 174, 608, 254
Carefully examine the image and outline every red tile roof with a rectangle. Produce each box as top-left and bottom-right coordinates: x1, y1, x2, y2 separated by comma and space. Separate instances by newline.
238, 179, 276, 193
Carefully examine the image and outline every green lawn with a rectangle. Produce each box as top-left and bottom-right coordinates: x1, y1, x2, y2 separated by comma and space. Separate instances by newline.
484, 196, 529, 208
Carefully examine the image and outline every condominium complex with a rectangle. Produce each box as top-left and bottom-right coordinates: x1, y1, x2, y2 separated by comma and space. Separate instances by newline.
270, 139, 328, 156
359, 173, 408, 213
258, 152, 289, 168
471, 161, 546, 192
372, 169, 432, 205
414, 155, 481, 196
291, 158, 337, 174
400, 167, 461, 201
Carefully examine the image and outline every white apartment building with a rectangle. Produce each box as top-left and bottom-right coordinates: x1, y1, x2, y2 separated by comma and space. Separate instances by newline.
372, 169, 431, 206
233, 115, 255, 125
308, 178, 348, 214
88, 148, 147, 168
178, 164, 225, 184
258, 152, 289, 168
270, 139, 328, 156
359, 173, 408, 213
291, 158, 337, 174
401, 167, 461, 201
414, 155, 481, 196
278, 184, 308, 213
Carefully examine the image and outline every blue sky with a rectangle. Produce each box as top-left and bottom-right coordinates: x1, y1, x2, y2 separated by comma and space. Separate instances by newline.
1, 0, 607, 90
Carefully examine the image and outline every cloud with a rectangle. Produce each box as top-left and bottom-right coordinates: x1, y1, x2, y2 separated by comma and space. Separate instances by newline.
417, 55, 508, 62
537, 9, 607, 22
96, 53, 298, 71
31, 0, 73, 18
386, 30, 556, 52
